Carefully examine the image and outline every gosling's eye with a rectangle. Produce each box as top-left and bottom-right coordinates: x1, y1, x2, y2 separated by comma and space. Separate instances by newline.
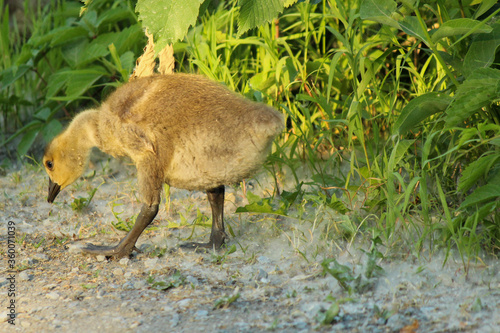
46, 161, 54, 170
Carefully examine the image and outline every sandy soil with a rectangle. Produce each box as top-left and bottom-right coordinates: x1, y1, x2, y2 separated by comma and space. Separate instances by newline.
0, 157, 499, 332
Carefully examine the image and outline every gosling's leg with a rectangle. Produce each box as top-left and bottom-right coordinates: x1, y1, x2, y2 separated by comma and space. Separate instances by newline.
182, 185, 227, 250
82, 203, 159, 259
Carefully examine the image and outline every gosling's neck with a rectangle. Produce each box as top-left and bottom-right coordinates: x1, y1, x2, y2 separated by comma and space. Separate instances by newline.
63, 110, 100, 151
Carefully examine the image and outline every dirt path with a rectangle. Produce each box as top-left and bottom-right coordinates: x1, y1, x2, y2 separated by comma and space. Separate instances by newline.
1, 160, 498, 332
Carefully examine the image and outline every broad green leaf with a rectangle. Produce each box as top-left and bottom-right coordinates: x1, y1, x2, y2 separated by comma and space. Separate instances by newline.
238, 0, 285, 36
445, 68, 500, 127
235, 192, 287, 215
18, 128, 40, 157
65, 68, 106, 100
0, 64, 31, 87
113, 25, 144, 55
458, 154, 500, 193
491, 138, 500, 147
47, 67, 106, 101
78, 39, 110, 66
46, 69, 72, 98
136, 0, 204, 51
50, 26, 89, 47
399, 16, 429, 44
391, 139, 415, 167
474, 0, 498, 19
1, 120, 40, 146
34, 108, 51, 121
30, 26, 87, 47
459, 184, 500, 209
120, 51, 136, 73
97, 7, 134, 28
41, 119, 63, 143
463, 23, 500, 77
61, 39, 88, 68
431, 18, 493, 43
395, 92, 452, 135
360, 0, 399, 29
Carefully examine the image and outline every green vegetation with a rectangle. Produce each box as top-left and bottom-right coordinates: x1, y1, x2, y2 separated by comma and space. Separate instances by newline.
148, 270, 186, 291
1, 0, 499, 270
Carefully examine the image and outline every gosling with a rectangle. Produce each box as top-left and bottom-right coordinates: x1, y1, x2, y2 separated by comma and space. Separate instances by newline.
43, 74, 283, 259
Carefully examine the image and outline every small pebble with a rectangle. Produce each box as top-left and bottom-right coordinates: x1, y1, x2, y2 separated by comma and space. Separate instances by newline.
196, 310, 209, 318
19, 271, 32, 281
144, 258, 158, 269
170, 313, 180, 327
96, 255, 106, 262
186, 275, 200, 286
119, 258, 130, 266
21, 320, 32, 328
21, 258, 34, 266
130, 321, 141, 329
34, 253, 49, 261
46, 292, 60, 300
112, 268, 123, 276
386, 313, 409, 331
177, 298, 192, 308
257, 256, 271, 264
257, 268, 268, 282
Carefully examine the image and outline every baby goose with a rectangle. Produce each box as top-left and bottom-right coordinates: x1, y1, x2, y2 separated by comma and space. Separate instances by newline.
43, 74, 283, 258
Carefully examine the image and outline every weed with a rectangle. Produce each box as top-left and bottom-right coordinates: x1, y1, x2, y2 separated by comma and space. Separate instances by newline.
315, 298, 340, 325
211, 244, 237, 265
110, 201, 137, 232
148, 270, 186, 291
213, 287, 240, 309
322, 236, 385, 295
71, 187, 98, 212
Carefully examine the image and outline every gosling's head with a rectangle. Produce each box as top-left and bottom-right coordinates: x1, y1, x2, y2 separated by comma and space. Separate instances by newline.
43, 133, 90, 203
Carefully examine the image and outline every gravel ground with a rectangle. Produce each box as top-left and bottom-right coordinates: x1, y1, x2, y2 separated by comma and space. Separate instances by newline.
1, 158, 499, 332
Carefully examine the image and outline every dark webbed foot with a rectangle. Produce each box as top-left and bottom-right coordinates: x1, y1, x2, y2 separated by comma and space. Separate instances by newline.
180, 229, 227, 252
82, 204, 159, 259
181, 185, 227, 251
81, 242, 140, 258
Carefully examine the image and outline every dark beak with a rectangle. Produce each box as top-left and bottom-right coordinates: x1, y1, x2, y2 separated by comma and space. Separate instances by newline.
48, 178, 61, 203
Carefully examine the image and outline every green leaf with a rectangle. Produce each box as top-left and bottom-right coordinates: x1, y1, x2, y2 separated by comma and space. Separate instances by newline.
1, 64, 31, 87
431, 18, 493, 43
48, 67, 106, 101
113, 25, 144, 55
17, 128, 40, 157
458, 154, 500, 193
445, 68, 500, 127
459, 184, 500, 209
136, 0, 204, 50
399, 16, 429, 43
391, 139, 415, 167
394, 92, 452, 134
50, 26, 89, 47
1, 120, 40, 146
235, 192, 287, 215
46, 69, 72, 99
61, 39, 89, 68
474, 0, 498, 19
238, 0, 285, 36
30, 26, 88, 47
463, 23, 500, 77
321, 258, 355, 291
97, 7, 134, 28
41, 119, 63, 143
359, 0, 399, 29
